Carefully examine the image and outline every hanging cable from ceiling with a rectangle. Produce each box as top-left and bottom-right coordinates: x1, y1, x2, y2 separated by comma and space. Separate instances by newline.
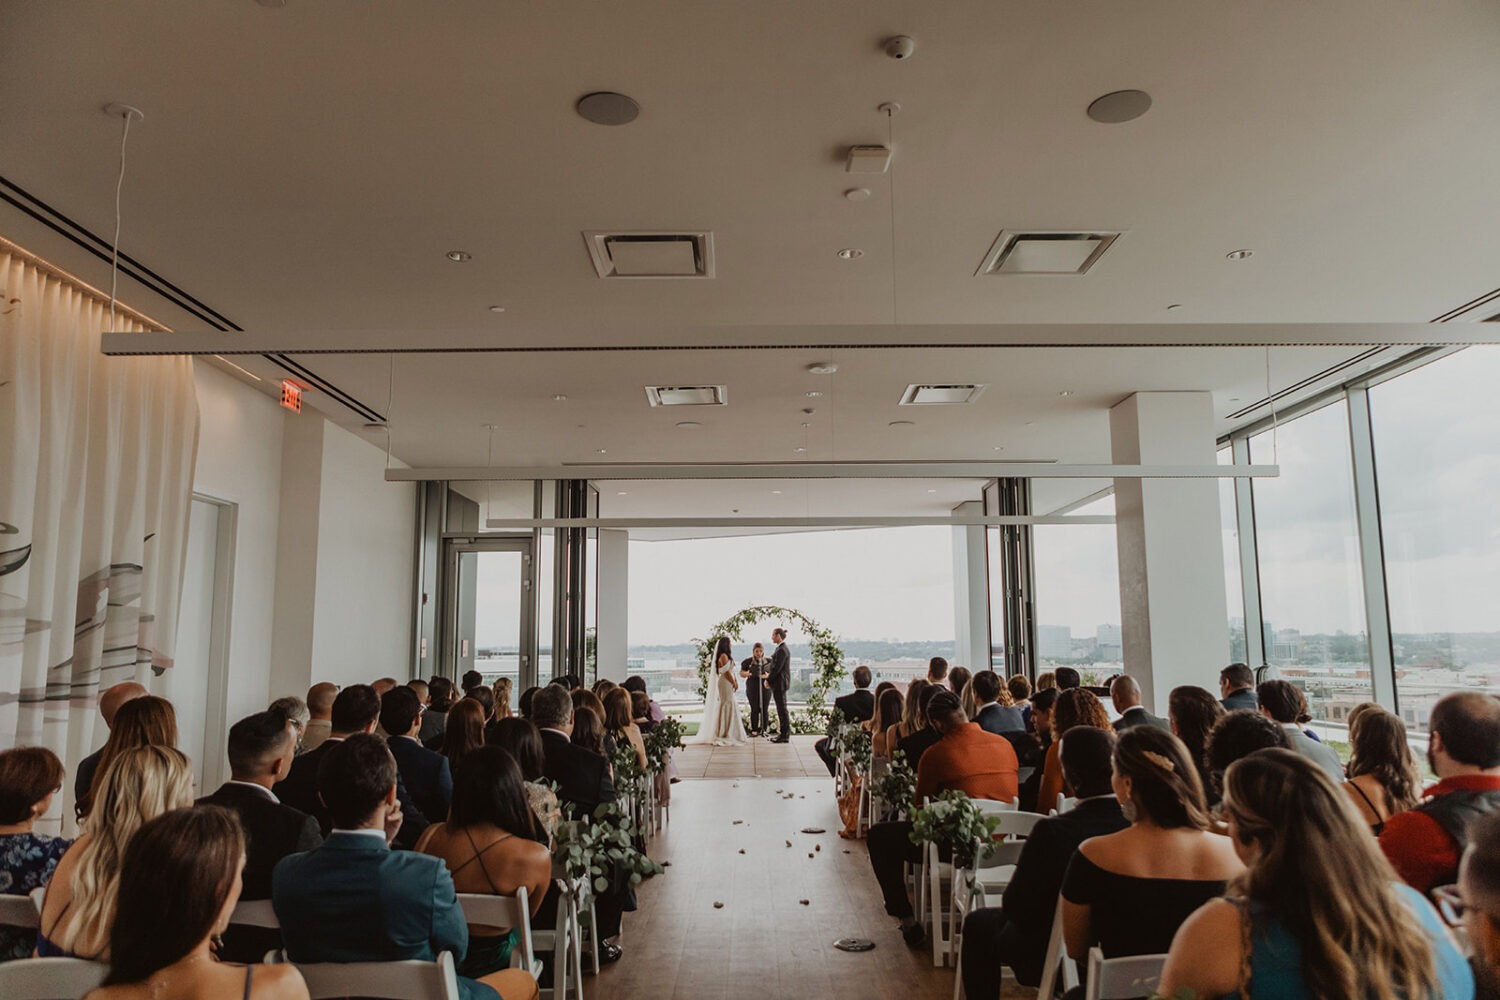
1265, 345, 1280, 464
105, 105, 143, 334
884, 103, 900, 327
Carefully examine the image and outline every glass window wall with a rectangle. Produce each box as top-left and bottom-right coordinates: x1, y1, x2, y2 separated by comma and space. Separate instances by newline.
1032, 494, 1121, 684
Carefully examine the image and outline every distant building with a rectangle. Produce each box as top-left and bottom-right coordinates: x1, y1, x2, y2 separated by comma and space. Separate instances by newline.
1037, 625, 1072, 661
1095, 624, 1123, 663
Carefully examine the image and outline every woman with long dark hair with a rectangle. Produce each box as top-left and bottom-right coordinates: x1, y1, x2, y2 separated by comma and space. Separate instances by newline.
86, 806, 308, 999
489, 716, 560, 846
1342, 707, 1421, 835
871, 686, 905, 758
1168, 685, 1227, 805
416, 746, 553, 980
603, 687, 648, 770
1159, 749, 1471, 1000
696, 635, 747, 746
440, 698, 488, 773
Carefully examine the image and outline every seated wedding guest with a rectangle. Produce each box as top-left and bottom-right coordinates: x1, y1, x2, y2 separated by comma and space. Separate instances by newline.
371, 677, 400, 698
383, 685, 454, 828
302, 682, 338, 752
948, 665, 972, 704
1109, 675, 1169, 731
276, 684, 427, 847
469, 687, 497, 729
268, 696, 310, 752
867, 689, 1020, 947
973, 670, 1025, 735
866, 681, 896, 728
1017, 687, 1061, 811
570, 702, 610, 759
1031, 687, 1058, 744
1037, 688, 1113, 816
897, 683, 945, 771
1168, 685, 1226, 805
41, 746, 194, 960
517, 685, 540, 722
443, 699, 489, 773
630, 690, 656, 732
85, 806, 309, 1000
604, 688, 648, 771
1061, 728, 1243, 993
421, 677, 455, 746
1204, 710, 1292, 803
961, 728, 1128, 997
622, 676, 666, 723
0, 747, 71, 962
1457, 810, 1500, 1000
1256, 680, 1343, 782
1007, 674, 1032, 717
1382, 691, 1500, 895
273, 735, 537, 1000
591, 678, 616, 698
1343, 706, 1420, 835
1035, 671, 1057, 694
884, 678, 929, 750
76, 694, 176, 821
1219, 662, 1258, 712
73, 682, 148, 804
1054, 667, 1081, 691
489, 718, 561, 846
416, 747, 552, 980
494, 678, 514, 721
462, 669, 485, 695
531, 686, 622, 961
1159, 749, 1472, 1000
197, 708, 321, 963
871, 688, 906, 759
816, 665, 875, 775
927, 657, 949, 684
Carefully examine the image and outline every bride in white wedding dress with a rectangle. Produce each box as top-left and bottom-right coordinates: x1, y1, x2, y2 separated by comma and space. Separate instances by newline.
695, 636, 747, 746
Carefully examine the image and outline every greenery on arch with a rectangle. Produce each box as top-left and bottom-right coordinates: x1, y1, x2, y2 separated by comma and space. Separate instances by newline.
693, 604, 847, 734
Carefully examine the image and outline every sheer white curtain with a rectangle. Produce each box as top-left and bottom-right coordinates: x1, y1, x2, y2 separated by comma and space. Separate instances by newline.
0, 246, 198, 833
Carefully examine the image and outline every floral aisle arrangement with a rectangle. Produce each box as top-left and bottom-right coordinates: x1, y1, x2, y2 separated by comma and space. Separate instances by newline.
643, 716, 685, 773
554, 801, 663, 895
871, 749, 916, 818
828, 711, 872, 772
909, 789, 1001, 870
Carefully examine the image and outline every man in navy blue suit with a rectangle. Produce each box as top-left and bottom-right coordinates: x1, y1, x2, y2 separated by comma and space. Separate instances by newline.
272, 734, 536, 1000
381, 685, 453, 824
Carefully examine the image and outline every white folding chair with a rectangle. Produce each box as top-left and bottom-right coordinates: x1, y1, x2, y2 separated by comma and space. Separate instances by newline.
1052, 793, 1077, 816
458, 888, 537, 978
1084, 947, 1168, 1000
950, 806, 1047, 980
1037, 901, 1080, 999
229, 897, 280, 929
279, 949, 463, 1000
0, 893, 41, 929
529, 878, 581, 1000
0, 957, 109, 1000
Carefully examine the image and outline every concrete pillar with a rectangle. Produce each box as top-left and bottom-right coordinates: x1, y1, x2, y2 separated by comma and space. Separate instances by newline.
951, 501, 992, 672
1110, 392, 1229, 713
596, 529, 630, 681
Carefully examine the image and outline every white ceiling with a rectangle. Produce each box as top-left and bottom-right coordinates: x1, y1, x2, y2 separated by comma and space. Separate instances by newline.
4, 2, 1499, 518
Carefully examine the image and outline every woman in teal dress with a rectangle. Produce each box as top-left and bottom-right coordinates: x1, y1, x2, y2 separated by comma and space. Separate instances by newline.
1158, 748, 1472, 1000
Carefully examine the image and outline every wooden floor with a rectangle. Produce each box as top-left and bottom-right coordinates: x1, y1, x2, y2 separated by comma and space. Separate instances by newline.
674, 734, 828, 780
593, 774, 1035, 1000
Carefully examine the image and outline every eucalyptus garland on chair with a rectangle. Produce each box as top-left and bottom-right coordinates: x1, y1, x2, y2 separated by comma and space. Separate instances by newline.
909, 789, 1001, 870
871, 749, 916, 817
692, 604, 847, 734
554, 801, 663, 895
643, 716, 685, 773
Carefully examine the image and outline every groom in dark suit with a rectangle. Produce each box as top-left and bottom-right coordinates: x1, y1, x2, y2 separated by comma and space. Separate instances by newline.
766, 628, 792, 743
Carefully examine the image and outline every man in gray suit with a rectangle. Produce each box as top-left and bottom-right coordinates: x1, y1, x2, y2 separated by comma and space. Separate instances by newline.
1257, 679, 1344, 782
765, 628, 792, 743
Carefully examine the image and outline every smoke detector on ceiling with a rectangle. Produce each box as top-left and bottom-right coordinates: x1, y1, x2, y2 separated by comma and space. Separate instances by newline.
975, 230, 1122, 276
584, 231, 716, 278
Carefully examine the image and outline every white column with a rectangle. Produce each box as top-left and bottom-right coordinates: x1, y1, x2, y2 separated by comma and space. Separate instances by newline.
596, 529, 630, 681
1110, 392, 1229, 713
951, 501, 992, 671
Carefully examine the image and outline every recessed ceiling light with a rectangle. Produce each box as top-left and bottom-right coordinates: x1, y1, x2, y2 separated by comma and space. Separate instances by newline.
794, 446, 806, 453
837, 248, 864, 259
805, 391, 823, 398
616, 491, 629, 495
552, 394, 568, 401
1087, 90, 1152, 124
927, 488, 938, 493
807, 362, 839, 375
489, 305, 506, 313
1165, 303, 1183, 311
889, 420, 915, 427
1226, 249, 1254, 260
844, 188, 872, 202
446, 250, 472, 262
576, 91, 640, 126
1058, 390, 1074, 397
771, 490, 782, 494
993, 446, 1004, 452
596, 448, 607, 454
676, 420, 701, 429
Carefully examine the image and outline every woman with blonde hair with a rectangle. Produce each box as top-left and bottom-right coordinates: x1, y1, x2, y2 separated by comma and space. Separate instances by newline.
1342, 706, 1421, 835
76, 695, 177, 821
492, 677, 514, 721
883, 677, 930, 751
40, 744, 194, 960
1159, 748, 1471, 999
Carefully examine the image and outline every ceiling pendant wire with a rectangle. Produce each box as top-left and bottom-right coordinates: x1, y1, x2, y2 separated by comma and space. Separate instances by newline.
484, 423, 498, 525
1265, 346, 1280, 464
383, 354, 396, 470
886, 107, 899, 326
107, 111, 134, 334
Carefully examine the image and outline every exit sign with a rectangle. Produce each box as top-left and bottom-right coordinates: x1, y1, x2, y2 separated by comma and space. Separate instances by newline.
279, 380, 302, 413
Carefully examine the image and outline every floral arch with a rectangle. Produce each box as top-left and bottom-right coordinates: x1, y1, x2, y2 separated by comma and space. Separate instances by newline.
694, 605, 847, 733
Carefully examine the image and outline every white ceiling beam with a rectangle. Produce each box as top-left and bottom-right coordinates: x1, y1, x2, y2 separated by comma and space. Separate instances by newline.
481, 515, 1116, 529
100, 323, 1500, 356
387, 462, 1277, 481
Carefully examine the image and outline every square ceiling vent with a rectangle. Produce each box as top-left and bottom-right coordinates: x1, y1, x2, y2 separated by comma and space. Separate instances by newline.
900, 384, 988, 405
975, 230, 1121, 276
584, 231, 716, 278
645, 385, 728, 407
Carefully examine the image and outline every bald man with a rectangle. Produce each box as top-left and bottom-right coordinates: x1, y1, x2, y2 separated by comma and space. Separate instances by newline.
302, 682, 339, 752
1109, 675, 1169, 732
73, 681, 148, 800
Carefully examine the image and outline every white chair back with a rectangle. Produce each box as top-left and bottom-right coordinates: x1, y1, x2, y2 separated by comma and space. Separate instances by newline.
0, 894, 41, 929
289, 949, 463, 1000
457, 887, 536, 976
1054, 793, 1078, 815
1036, 900, 1079, 999
229, 897, 280, 929
1084, 947, 1168, 1000
0, 957, 108, 999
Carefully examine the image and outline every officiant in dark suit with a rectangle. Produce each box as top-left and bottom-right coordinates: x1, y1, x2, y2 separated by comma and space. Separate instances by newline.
766, 628, 792, 743
741, 642, 771, 736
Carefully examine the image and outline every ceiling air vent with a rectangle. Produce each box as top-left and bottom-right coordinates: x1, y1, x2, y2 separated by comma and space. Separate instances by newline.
645, 385, 728, 407
584, 231, 716, 278
900, 384, 988, 405
975, 230, 1121, 276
